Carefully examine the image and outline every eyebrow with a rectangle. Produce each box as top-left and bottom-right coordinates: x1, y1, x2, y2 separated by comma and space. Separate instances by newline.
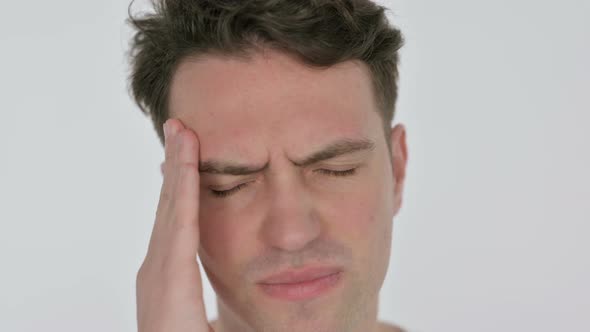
291, 138, 376, 167
199, 160, 269, 175
198, 138, 375, 175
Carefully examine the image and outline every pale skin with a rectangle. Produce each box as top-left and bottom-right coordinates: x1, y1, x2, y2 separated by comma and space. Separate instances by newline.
136, 49, 408, 332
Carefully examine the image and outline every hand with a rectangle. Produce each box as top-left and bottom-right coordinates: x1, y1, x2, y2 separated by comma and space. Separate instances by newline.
136, 118, 213, 332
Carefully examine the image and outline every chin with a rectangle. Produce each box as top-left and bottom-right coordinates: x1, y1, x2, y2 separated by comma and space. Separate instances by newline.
246, 314, 349, 332
220, 283, 370, 332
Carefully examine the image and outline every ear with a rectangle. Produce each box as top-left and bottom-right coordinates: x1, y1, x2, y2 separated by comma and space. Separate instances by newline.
389, 124, 408, 215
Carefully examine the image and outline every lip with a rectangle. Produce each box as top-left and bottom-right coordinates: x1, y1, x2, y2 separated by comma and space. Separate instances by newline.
257, 266, 343, 301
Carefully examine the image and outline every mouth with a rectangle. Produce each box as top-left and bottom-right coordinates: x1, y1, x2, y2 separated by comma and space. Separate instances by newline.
257, 266, 343, 301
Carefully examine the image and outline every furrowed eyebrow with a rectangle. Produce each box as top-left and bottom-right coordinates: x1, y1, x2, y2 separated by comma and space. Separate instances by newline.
199, 160, 269, 175
198, 138, 375, 175
291, 138, 376, 167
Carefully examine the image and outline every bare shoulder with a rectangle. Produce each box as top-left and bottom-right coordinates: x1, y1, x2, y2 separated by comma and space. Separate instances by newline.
379, 321, 406, 332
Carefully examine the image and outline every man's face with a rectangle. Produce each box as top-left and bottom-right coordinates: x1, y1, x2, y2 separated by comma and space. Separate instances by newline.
169, 49, 407, 332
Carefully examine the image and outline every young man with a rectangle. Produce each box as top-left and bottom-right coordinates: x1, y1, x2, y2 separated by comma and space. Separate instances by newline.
127, 1, 408, 331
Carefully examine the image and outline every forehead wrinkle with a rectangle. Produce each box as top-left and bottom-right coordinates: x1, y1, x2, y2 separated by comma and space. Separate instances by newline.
198, 144, 271, 176
198, 136, 376, 177
199, 159, 269, 175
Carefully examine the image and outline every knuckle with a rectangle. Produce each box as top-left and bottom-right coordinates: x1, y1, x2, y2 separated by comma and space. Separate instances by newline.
158, 189, 172, 207
136, 257, 165, 285
136, 261, 151, 284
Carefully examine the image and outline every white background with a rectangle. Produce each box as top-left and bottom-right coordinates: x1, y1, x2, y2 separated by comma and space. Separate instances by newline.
0, 0, 588, 331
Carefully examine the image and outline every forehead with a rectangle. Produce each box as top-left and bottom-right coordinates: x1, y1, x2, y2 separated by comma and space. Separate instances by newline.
168, 49, 382, 160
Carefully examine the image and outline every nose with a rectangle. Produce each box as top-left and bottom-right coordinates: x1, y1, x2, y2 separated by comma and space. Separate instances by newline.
259, 172, 321, 252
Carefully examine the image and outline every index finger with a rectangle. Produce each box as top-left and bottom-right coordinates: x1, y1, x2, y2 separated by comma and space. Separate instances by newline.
169, 124, 202, 258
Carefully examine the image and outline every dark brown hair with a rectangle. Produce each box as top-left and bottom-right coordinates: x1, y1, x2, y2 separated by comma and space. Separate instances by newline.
126, 0, 404, 146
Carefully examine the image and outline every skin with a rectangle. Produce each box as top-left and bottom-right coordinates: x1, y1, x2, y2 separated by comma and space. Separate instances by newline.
136, 48, 407, 332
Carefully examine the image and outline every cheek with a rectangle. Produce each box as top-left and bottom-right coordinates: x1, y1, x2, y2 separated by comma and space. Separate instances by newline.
321, 184, 382, 242
319, 168, 394, 257
198, 207, 228, 259
198, 198, 259, 273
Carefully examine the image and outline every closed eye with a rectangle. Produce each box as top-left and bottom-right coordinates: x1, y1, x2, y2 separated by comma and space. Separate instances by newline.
315, 168, 358, 177
209, 168, 358, 198
210, 182, 250, 198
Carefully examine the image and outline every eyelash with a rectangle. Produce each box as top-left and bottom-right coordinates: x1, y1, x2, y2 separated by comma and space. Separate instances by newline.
315, 168, 357, 177
210, 183, 249, 198
209, 168, 358, 198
